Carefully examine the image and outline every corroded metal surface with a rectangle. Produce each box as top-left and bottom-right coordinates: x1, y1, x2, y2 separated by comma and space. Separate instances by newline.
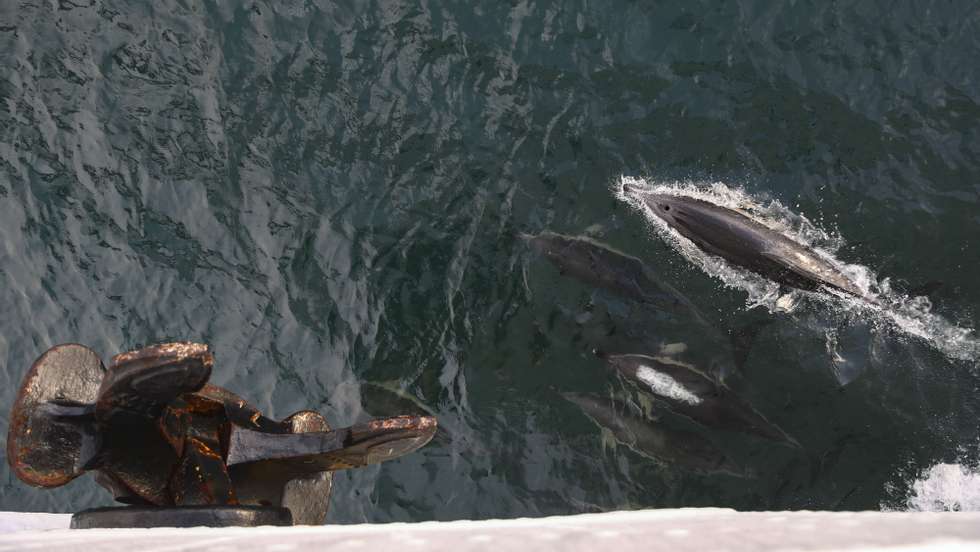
6, 344, 105, 488
225, 414, 438, 471
98, 342, 213, 427
68, 505, 292, 529
231, 410, 335, 525
6, 342, 437, 528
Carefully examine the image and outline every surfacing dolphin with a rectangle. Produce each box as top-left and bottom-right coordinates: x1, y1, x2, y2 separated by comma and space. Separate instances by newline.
562, 392, 747, 477
603, 352, 799, 447
624, 185, 874, 303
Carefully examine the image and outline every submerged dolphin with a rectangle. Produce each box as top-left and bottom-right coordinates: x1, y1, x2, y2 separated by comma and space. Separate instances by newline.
625, 187, 870, 301
521, 231, 689, 312
523, 231, 766, 380
603, 353, 799, 447
562, 392, 746, 477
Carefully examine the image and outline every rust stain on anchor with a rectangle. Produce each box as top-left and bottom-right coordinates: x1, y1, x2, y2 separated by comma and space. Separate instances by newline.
7, 341, 438, 526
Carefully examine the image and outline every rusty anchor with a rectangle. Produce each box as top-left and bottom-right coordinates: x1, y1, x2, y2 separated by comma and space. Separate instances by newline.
6, 342, 437, 528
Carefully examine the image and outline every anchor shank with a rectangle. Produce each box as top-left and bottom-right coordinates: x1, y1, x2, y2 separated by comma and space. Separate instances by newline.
226, 426, 350, 468
226, 415, 437, 473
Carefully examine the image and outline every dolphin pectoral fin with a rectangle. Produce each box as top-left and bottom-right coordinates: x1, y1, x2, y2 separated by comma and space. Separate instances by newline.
659, 342, 688, 355
780, 432, 804, 450
761, 250, 873, 301
759, 250, 828, 287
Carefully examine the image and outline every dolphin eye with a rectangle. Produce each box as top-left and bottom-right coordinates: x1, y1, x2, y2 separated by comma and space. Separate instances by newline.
662, 205, 670, 211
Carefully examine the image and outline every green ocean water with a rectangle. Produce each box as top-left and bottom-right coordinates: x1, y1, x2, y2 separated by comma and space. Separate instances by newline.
1, 1, 979, 522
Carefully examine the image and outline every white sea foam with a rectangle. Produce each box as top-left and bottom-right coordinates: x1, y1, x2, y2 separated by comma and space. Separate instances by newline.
635, 365, 702, 405
614, 176, 980, 366
900, 463, 980, 512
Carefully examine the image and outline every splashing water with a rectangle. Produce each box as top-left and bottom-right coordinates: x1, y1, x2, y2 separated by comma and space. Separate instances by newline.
615, 176, 980, 365
898, 463, 980, 512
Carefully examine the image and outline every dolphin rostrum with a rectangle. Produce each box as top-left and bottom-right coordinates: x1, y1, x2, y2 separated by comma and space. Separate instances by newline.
603, 352, 799, 447
625, 186, 871, 301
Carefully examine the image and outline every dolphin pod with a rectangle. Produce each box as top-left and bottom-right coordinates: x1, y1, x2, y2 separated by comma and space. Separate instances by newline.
624, 184, 872, 302
523, 227, 795, 465
523, 187, 870, 472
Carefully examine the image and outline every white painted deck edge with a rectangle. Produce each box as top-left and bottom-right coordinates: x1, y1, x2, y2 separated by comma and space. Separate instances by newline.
1, 509, 977, 552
